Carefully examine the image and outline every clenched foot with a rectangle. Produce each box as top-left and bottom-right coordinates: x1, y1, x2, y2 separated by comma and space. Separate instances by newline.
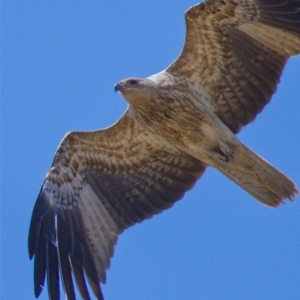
208, 141, 234, 162
219, 141, 234, 161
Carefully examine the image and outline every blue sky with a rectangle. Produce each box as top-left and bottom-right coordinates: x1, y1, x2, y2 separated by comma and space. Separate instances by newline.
2, 1, 300, 299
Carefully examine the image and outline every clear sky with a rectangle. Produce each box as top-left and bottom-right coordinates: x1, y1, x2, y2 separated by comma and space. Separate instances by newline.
2, 1, 300, 300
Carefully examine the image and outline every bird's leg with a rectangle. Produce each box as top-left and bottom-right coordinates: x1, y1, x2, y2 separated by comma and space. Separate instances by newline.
219, 141, 234, 160
208, 141, 234, 163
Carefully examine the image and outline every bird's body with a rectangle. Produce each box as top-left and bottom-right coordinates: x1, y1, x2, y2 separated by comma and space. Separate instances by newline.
29, 1, 300, 299
125, 75, 235, 162
118, 73, 297, 207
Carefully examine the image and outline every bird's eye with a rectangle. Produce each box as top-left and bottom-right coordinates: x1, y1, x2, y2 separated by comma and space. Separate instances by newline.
129, 79, 138, 85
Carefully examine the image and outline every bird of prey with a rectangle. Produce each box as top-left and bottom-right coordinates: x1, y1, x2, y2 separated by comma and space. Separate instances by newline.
29, 0, 300, 299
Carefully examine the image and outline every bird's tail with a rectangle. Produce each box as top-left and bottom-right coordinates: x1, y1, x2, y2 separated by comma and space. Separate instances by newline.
214, 143, 298, 207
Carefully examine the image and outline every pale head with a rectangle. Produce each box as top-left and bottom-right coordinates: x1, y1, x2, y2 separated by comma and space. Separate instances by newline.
114, 77, 157, 106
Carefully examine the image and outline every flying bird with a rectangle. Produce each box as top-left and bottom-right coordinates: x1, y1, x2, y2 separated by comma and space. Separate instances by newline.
29, 0, 300, 299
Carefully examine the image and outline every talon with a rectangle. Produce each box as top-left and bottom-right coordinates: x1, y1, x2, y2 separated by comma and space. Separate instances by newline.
218, 154, 229, 162
208, 151, 229, 162
219, 141, 234, 160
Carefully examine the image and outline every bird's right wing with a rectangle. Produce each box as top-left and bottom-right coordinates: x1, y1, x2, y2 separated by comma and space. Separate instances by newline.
28, 110, 206, 300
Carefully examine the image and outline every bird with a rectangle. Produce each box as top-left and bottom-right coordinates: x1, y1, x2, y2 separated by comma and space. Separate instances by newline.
28, 1, 300, 299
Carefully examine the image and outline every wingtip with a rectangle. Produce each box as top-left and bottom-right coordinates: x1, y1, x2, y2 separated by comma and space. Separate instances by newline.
287, 187, 299, 202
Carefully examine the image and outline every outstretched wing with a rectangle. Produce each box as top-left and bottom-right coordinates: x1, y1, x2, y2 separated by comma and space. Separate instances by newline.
28, 110, 206, 300
166, 0, 300, 133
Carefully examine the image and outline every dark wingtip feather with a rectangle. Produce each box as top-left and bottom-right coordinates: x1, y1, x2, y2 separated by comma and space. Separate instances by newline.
31, 190, 57, 298
57, 209, 75, 256
33, 222, 47, 297
28, 188, 51, 259
70, 257, 91, 300
29, 183, 108, 300
47, 241, 60, 300
57, 217, 77, 300
79, 234, 104, 300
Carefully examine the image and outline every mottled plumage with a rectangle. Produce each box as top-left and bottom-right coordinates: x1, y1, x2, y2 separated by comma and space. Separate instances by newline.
29, 1, 300, 299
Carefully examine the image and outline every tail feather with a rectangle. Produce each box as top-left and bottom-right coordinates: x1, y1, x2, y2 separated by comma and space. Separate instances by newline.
215, 143, 298, 207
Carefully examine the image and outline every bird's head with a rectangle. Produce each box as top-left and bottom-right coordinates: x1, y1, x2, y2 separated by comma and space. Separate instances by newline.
114, 77, 157, 106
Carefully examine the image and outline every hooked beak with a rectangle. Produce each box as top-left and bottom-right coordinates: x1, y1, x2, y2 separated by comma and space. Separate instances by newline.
114, 82, 124, 93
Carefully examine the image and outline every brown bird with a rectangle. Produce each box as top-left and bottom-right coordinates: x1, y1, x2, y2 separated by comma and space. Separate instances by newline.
29, 1, 300, 299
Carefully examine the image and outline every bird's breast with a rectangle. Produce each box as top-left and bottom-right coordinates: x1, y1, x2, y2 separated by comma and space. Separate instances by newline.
131, 93, 237, 162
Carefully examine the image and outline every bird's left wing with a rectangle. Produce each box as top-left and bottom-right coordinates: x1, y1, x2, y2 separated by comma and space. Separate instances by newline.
166, 0, 300, 133
28, 110, 206, 300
